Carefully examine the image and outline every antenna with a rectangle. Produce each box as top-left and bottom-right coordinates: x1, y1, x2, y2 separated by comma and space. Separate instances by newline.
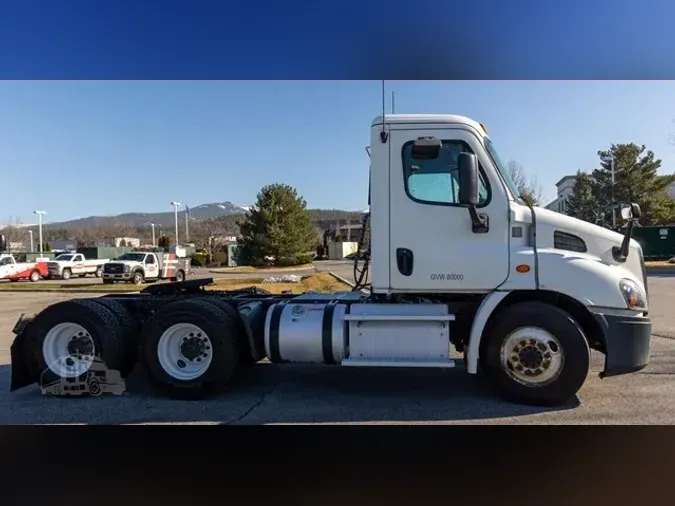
391, 91, 395, 114
380, 80, 388, 143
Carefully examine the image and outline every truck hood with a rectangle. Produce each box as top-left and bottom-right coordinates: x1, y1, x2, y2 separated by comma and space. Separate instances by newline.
532, 206, 646, 287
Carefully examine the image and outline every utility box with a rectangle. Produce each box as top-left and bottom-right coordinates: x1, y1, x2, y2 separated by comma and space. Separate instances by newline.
328, 241, 358, 260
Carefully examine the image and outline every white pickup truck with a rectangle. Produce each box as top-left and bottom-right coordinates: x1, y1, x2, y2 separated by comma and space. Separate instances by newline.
0, 254, 50, 282
102, 251, 191, 285
45, 253, 110, 280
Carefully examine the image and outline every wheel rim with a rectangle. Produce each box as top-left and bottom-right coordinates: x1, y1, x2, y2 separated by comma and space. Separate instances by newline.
157, 323, 213, 381
499, 327, 564, 387
31, 271, 39, 281
63, 270, 71, 279
42, 322, 96, 378
96, 268, 102, 277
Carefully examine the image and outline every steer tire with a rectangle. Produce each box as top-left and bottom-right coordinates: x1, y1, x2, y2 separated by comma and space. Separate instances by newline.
62, 269, 72, 280
89, 298, 140, 377
141, 298, 240, 400
23, 299, 126, 385
479, 301, 590, 407
131, 270, 144, 285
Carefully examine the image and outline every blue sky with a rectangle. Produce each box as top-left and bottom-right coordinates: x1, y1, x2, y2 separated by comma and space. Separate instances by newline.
1, 81, 675, 224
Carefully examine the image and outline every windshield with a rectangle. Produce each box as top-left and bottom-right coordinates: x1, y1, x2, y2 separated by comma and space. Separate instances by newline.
55, 255, 74, 261
485, 138, 522, 203
116, 253, 146, 262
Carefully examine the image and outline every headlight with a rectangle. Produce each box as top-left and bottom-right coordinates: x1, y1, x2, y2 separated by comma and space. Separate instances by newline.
124, 265, 130, 273
619, 278, 648, 311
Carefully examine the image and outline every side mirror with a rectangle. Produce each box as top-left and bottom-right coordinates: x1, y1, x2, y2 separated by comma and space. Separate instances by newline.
620, 202, 642, 221
411, 137, 441, 160
0, 234, 6, 252
457, 152, 479, 206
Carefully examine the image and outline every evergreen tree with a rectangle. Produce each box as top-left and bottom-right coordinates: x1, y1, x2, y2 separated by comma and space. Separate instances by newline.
238, 184, 316, 266
565, 170, 598, 224
592, 143, 675, 227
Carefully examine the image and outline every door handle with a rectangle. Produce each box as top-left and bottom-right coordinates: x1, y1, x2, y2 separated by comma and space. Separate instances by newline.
396, 248, 414, 276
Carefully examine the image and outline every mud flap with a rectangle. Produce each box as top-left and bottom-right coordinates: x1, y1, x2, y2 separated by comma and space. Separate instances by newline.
9, 314, 36, 392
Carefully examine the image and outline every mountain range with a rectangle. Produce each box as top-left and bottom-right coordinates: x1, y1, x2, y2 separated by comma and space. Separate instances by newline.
36, 201, 365, 231
38, 202, 251, 229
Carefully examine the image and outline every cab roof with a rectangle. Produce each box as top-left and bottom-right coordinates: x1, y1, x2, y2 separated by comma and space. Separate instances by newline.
371, 114, 486, 134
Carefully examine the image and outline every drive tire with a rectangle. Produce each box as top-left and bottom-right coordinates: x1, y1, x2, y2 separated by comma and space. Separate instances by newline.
479, 301, 590, 407
141, 298, 240, 400
200, 298, 255, 367
23, 299, 126, 385
89, 298, 140, 377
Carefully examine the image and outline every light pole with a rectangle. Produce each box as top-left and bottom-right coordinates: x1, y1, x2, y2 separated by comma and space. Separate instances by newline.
170, 201, 181, 247
33, 210, 46, 255
28, 230, 34, 252
610, 157, 616, 230
150, 223, 156, 247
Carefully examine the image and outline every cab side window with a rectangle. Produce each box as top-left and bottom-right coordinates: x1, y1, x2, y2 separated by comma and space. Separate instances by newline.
145, 255, 155, 264
402, 140, 490, 206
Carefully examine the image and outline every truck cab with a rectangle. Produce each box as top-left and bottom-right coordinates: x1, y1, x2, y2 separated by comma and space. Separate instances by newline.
370, 114, 650, 383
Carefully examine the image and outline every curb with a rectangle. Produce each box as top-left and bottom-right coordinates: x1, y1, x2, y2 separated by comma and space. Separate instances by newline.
327, 272, 356, 288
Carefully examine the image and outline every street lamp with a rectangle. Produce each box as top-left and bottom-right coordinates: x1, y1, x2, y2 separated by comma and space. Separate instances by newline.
28, 230, 34, 252
33, 210, 46, 255
610, 157, 616, 229
150, 223, 156, 247
170, 201, 181, 247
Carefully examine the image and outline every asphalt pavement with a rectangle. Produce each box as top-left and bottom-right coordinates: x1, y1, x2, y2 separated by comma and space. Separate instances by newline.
0, 265, 672, 424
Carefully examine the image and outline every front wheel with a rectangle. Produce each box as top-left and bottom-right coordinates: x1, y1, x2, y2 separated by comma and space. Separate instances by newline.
62, 269, 72, 280
95, 267, 103, 278
30, 270, 41, 282
479, 301, 590, 407
131, 271, 144, 285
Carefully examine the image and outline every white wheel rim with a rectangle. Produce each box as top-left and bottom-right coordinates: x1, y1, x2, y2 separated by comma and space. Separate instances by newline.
42, 322, 95, 378
500, 327, 564, 387
31, 271, 39, 281
157, 323, 213, 381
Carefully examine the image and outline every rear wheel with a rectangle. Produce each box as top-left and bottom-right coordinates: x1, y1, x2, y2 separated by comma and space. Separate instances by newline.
89, 298, 140, 377
175, 270, 186, 282
141, 299, 240, 399
23, 299, 126, 386
479, 301, 590, 407
29, 270, 41, 282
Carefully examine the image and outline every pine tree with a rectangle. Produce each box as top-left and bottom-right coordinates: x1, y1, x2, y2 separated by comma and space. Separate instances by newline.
565, 170, 598, 224
238, 184, 317, 266
592, 143, 675, 227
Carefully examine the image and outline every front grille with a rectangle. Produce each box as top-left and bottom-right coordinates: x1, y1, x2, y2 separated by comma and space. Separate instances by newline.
554, 231, 587, 253
105, 264, 123, 274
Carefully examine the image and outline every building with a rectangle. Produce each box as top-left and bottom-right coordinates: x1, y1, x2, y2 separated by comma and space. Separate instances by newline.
49, 240, 77, 252
545, 174, 675, 216
545, 175, 577, 215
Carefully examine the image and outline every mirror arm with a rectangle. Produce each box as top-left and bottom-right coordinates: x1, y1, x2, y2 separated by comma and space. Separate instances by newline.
612, 218, 635, 263
467, 206, 489, 234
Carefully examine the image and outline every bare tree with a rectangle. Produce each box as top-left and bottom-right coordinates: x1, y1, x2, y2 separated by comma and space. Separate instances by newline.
0, 216, 26, 252
507, 160, 542, 206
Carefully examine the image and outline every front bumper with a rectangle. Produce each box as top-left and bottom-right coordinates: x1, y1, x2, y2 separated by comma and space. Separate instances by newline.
592, 310, 652, 378
102, 272, 131, 280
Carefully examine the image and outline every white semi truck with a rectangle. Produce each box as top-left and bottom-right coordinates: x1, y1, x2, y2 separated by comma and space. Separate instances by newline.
4, 114, 651, 406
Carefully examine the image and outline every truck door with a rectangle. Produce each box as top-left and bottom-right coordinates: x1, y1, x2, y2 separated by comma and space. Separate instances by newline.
388, 128, 510, 292
72, 254, 85, 274
0, 256, 15, 279
145, 254, 159, 278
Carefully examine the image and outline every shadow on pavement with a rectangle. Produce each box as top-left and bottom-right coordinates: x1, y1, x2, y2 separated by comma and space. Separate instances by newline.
0, 362, 579, 424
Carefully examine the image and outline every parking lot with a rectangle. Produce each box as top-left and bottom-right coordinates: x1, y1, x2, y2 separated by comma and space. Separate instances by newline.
0, 267, 673, 424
